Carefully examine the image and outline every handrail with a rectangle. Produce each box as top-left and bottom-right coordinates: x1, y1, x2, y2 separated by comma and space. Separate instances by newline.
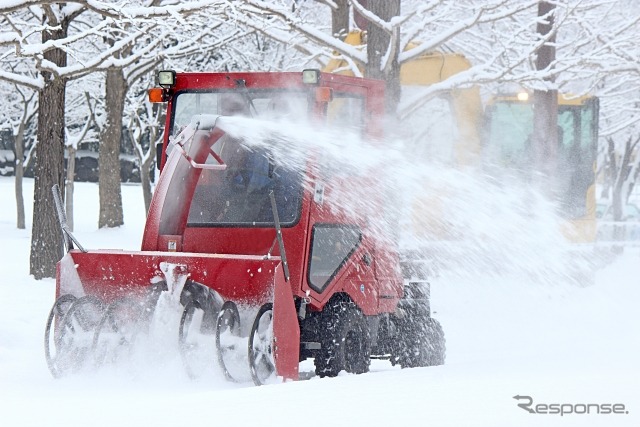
170, 116, 228, 171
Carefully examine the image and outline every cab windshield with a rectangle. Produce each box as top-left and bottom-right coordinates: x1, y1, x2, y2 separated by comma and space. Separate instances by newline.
186, 134, 302, 227
170, 90, 308, 138
170, 89, 365, 137
182, 91, 304, 227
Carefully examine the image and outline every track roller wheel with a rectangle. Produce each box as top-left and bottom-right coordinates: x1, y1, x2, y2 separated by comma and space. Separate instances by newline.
48, 295, 105, 377
394, 316, 446, 368
92, 298, 141, 367
45, 294, 77, 378
315, 302, 371, 378
179, 299, 215, 379
248, 303, 276, 386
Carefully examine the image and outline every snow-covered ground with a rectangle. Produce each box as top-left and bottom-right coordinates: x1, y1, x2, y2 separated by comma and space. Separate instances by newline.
0, 176, 638, 427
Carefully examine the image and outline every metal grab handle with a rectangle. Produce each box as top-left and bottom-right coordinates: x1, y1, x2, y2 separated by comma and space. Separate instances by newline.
171, 119, 228, 170
174, 144, 227, 170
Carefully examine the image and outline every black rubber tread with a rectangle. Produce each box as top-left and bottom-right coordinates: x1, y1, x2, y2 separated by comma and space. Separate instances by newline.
394, 315, 446, 368
314, 302, 371, 378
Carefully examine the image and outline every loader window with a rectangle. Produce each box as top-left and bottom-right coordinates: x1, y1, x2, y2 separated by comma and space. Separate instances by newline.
556, 105, 596, 219
485, 99, 597, 220
485, 102, 533, 172
308, 225, 361, 292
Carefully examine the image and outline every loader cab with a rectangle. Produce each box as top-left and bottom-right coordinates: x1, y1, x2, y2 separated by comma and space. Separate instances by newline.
484, 93, 599, 242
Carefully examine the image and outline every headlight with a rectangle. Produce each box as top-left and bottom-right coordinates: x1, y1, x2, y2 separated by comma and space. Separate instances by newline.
158, 70, 176, 88
302, 69, 321, 85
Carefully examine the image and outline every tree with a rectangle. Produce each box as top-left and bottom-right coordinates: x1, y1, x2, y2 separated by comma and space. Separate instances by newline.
125, 84, 164, 215
224, 1, 558, 112
65, 89, 98, 231
29, 5, 83, 279
0, 0, 229, 278
330, 0, 349, 38
532, 1, 558, 187
597, 82, 640, 220
559, 0, 640, 218
357, 0, 402, 112
13, 88, 37, 230
0, 80, 37, 230
605, 135, 640, 220
99, 66, 126, 228
93, 2, 249, 228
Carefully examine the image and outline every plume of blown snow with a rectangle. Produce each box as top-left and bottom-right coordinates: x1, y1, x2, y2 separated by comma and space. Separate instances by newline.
216, 115, 599, 286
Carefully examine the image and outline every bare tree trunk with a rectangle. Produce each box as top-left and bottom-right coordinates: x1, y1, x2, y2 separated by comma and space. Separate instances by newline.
611, 136, 639, 221
140, 151, 155, 215
363, 0, 401, 114
98, 67, 125, 228
129, 119, 157, 216
604, 137, 617, 200
65, 146, 76, 231
14, 89, 36, 230
331, 0, 349, 38
14, 124, 26, 230
30, 24, 68, 279
533, 1, 558, 186
612, 140, 625, 222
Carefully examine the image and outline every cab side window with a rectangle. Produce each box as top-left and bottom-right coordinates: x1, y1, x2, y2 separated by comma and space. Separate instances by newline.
308, 225, 361, 293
